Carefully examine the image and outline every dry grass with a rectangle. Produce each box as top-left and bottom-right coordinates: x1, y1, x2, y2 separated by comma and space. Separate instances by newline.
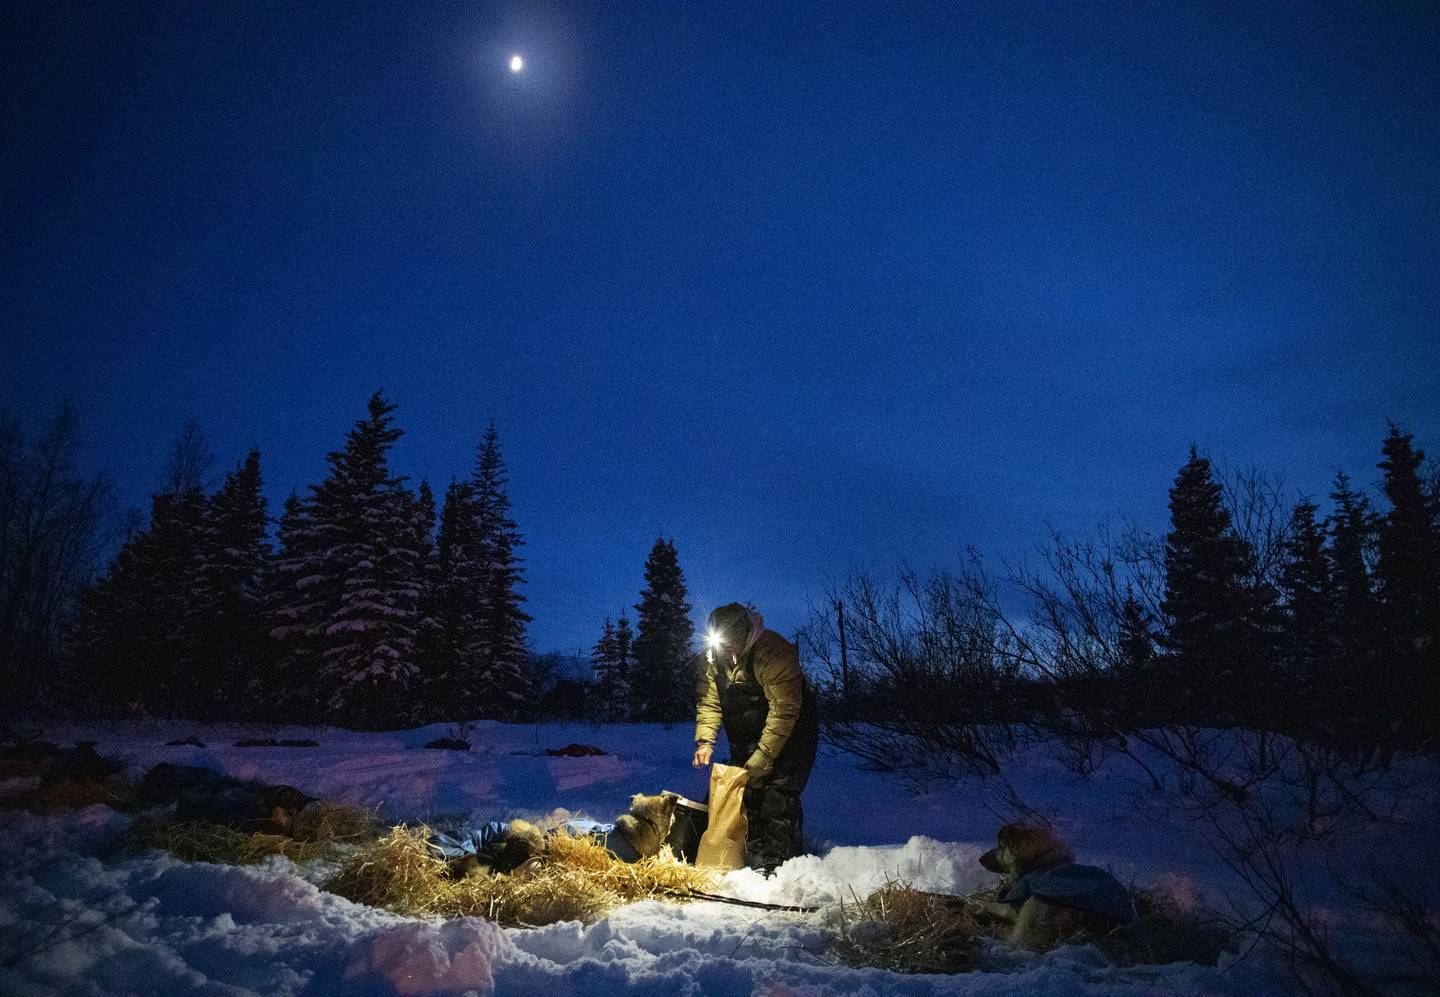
833, 879, 1236, 975
135, 802, 382, 865
0, 775, 134, 812
292, 801, 383, 844
832, 879, 994, 974
325, 824, 721, 927
1094, 886, 1236, 967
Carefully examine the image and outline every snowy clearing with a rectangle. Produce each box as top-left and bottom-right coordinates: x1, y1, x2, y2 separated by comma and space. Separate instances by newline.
3, 720, 1428, 995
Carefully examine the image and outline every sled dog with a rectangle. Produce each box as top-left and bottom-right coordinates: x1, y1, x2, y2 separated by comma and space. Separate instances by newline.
979, 823, 1135, 950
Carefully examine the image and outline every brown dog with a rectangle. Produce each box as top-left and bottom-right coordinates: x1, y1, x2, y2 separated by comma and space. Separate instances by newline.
614, 792, 678, 859
979, 823, 1134, 951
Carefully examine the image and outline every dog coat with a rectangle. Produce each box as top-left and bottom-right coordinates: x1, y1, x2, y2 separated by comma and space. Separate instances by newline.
427, 820, 510, 860
998, 862, 1136, 923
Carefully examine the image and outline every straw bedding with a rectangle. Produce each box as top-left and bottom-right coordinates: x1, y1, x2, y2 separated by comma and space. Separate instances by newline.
325, 824, 720, 927
833, 879, 993, 974
135, 802, 381, 865
832, 879, 1235, 974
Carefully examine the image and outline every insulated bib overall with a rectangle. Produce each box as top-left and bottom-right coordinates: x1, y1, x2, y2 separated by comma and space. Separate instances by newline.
716, 645, 820, 871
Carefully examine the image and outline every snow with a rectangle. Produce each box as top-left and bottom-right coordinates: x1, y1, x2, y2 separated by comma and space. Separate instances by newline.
2, 720, 1425, 995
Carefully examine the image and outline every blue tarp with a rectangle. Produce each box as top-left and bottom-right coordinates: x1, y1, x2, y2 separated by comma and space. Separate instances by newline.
426, 818, 641, 865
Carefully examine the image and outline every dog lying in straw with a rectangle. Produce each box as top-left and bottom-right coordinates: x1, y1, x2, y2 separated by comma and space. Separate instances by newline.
979, 823, 1135, 950
431, 792, 682, 878
139, 762, 317, 835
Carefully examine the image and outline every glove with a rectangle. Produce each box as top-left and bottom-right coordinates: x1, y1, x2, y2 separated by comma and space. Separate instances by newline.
692, 742, 714, 768
744, 748, 774, 783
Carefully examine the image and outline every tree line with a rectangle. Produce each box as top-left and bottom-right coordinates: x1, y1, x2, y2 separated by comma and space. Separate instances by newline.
63, 393, 533, 727
4, 395, 1434, 742
0, 392, 699, 729
811, 424, 1440, 764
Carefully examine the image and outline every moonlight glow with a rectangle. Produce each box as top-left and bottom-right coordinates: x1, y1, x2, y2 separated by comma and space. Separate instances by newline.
509, 54, 524, 73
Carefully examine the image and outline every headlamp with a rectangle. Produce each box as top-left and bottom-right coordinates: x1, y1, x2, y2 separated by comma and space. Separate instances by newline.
706, 629, 724, 652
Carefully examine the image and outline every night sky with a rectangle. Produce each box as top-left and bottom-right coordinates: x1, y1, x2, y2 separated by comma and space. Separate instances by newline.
3, 3, 1437, 654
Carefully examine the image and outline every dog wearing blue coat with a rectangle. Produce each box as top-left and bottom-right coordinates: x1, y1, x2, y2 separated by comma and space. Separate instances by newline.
979, 823, 1136, 951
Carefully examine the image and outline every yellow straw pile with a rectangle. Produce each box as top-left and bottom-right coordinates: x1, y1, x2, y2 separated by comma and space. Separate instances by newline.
138, 802, 381, 865
326, 824, 721, 927
833, 879, 990, 974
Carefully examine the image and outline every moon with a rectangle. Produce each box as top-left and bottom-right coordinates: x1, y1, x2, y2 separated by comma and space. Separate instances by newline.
509, 54, 524, 73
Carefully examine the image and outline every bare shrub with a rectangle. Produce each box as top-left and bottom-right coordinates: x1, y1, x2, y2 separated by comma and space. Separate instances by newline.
803, 556, 1024, 780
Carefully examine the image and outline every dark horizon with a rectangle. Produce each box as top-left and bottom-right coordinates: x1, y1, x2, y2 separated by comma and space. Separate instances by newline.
4, 2, 1437, 653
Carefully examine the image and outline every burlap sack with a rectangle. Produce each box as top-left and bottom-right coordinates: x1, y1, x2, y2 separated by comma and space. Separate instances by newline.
695, 763, 749, 870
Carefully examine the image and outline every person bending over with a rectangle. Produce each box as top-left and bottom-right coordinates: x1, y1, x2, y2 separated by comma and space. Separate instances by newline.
693, 602, 819, 873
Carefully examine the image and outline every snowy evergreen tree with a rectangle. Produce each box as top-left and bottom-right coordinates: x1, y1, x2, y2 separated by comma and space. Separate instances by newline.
590, 618, 619, 719
630, 537, 695, 722
614, 614, 634, 704
425, 428, 535, 722
188, 449, 271, 717
141, 486, 210, 712
266, 489, 338, 719
410, 479, 445, 719
145, 421, 215, 711
469, 424, 531, 716
431, 479, 482, 714
318, 392, 422, 728
590, 613, 635, 721
1159, 448, 1269, 717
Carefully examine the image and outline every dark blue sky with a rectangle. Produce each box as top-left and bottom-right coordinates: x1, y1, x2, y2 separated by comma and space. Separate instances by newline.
4, 2, 1437, 653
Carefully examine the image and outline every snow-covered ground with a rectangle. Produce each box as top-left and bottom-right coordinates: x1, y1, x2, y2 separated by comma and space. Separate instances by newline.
1, 720, 1425, 995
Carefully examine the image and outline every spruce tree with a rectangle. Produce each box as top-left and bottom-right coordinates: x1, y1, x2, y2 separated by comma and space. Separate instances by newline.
142, 485, 210, 713
410, 479, 445, 720
71, 480, 207, 716
1321, 472, 1381, 738
1277, 499, 1331, 690
1160, 448, 1267, 718
266, 489, 337, 719
1115, 588, 1155, 673
470, 423, 531, 716
1327, 473, 1378, 634
433, 479, 482, 714
319, 392, 422, 727
631, 538, 695, 722
189, 449, 271, 717
1375, 427, 1440, 654
1375, 426, 1440, 741
590, 613, 635, 721
613, 613, 635, 715
590, 618, 619, 721
72, 515, 152, 714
